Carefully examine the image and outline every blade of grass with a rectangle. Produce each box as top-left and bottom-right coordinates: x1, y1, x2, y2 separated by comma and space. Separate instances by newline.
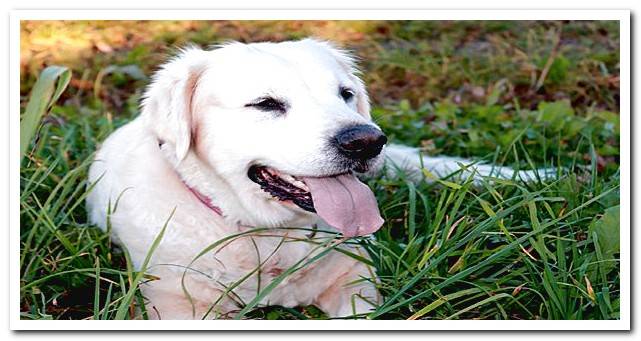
20, 66, 71, 163
93, 257, 101, 320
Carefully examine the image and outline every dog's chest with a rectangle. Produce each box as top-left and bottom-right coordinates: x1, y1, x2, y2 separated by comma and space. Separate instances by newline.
210, 230, 323, 293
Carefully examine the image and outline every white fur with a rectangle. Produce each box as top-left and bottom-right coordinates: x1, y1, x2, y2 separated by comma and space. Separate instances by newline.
383, 144, 556, 184
86, 39, 551, 320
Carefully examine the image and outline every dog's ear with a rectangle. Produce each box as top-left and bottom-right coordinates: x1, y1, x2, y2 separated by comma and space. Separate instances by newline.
141, 47, 208, 161
305, 39, 372, 119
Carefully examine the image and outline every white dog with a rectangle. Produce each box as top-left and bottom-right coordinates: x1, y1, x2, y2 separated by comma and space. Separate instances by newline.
87, 39, 547, 319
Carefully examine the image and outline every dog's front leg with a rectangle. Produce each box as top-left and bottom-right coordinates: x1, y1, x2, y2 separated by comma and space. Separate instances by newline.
311, 255, 380, 318
141, 271, 238, 320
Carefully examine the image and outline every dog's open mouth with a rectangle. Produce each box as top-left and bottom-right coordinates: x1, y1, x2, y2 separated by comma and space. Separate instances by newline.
248, 165, 316, 212
248, 165, 384, 237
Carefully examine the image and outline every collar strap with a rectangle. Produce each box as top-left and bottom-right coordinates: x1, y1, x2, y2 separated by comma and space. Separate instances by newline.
183, 181, 223, 216
159, 139, 223, 216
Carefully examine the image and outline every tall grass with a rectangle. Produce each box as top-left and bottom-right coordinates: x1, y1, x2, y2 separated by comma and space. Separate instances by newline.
20, 67, 150, 320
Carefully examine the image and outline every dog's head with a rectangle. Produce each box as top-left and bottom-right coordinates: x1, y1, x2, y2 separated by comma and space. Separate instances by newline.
141, 39, 386, 236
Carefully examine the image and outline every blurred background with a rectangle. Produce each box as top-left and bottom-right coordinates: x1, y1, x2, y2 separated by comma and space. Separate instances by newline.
20, 20, 620, 167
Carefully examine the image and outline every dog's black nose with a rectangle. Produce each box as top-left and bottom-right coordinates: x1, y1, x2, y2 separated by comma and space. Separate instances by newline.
335, 125, 387, 160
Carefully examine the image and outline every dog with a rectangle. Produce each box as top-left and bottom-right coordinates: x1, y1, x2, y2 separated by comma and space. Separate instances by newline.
86, 38, 548, 319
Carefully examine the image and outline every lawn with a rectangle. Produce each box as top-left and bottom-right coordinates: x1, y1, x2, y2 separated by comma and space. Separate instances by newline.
20, 20, 620, 320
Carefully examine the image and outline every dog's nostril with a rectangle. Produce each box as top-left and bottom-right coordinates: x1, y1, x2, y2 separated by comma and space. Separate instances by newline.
335, 125, 387, 160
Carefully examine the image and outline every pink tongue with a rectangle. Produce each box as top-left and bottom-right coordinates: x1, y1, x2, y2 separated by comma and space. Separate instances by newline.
301, 173, 384, 237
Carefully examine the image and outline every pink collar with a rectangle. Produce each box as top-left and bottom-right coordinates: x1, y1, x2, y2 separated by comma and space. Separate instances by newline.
184, 181, 223, 216
159, 139, 223, 216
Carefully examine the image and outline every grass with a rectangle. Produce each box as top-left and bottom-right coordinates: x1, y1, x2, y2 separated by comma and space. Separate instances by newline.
19, 20, 620, 320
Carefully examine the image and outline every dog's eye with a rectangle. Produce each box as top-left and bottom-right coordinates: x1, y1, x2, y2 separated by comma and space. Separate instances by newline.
246, 97, 287, 114
339, 87, 355, 102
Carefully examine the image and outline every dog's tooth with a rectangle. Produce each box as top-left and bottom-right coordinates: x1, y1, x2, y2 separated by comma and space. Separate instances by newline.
280, 173, 295, 182
279, 173, 309, 191
292, 180, 309, 191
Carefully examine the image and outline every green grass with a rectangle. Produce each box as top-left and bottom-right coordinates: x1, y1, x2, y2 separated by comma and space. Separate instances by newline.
20, 20, 620, 320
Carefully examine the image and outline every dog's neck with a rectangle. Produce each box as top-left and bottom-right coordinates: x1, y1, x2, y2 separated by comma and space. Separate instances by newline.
158, 140, 321, 231
183, 180, 223, 215
158, 141, 238, 221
